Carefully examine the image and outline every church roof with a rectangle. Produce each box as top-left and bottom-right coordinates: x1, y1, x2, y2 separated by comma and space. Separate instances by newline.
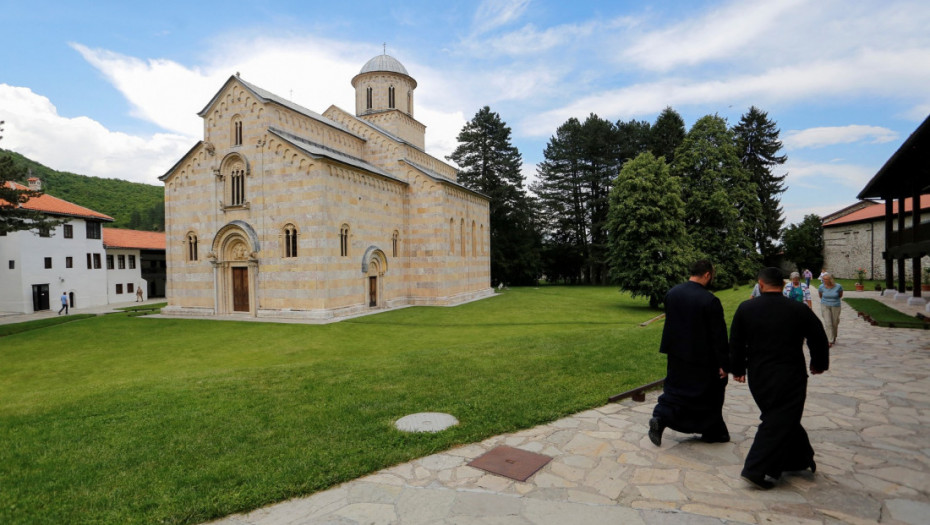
197, 75, 362, 140
1, 181, 114, 221
268, 128, 407, 185
400, 159, 489, 200
103, 228, 166, 250
359, 54, 409, 76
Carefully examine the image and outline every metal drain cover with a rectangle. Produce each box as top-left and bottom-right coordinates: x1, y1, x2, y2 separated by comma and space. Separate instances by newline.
467, 445, 552, 481
395, 412, 459, 433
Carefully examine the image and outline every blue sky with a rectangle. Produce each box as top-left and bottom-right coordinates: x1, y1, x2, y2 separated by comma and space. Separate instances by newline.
2, 0, 929, 226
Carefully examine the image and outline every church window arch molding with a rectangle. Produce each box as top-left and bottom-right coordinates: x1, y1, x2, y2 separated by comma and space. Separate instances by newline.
283, 223, 298, 258
339, 223, 350, 257
231, 114, 244, 146
388, 85, 396, 109
220, 153, 250, 208
186, 232, 199, 261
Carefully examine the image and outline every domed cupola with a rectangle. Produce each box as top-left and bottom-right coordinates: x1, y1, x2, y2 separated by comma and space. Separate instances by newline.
351, 53, 417, 118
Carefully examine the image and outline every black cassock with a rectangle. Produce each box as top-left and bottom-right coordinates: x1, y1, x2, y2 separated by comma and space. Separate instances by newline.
729, 292, 829, 478
653, 281, 730, 439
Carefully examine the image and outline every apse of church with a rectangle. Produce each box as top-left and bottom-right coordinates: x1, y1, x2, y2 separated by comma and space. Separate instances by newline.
160, 54, 493, 320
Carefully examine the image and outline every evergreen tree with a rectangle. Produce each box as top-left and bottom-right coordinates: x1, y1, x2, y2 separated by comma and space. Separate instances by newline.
733, 107, 787, 266
782, 214, 824, 275
533, 118, 588, 283
649, 107, 686, 164
672, 115, 760, 287
447, 106, 540, 285
608, 152, 691, 307
616, 119, 652, 163
533, 115, 621, 284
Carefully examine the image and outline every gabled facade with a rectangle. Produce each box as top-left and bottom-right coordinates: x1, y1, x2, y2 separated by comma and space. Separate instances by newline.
160, 54, 492, 320
0, 180, 113, 313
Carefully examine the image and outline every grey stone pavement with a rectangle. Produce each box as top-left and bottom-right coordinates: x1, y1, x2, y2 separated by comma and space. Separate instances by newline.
0, 298, 164, 324
204, 290, 930, 525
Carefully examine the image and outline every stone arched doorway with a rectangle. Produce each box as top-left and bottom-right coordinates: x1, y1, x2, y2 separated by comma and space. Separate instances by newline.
361, 246, 387, 308
211, 221, 260, 316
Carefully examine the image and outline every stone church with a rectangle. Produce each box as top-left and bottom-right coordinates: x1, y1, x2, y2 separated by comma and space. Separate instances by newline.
160, 54, 492, 320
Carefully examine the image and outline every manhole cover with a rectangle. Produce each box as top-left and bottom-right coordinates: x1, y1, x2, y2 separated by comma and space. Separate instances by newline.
467, 445, 552, 481
395, 412, 458, 433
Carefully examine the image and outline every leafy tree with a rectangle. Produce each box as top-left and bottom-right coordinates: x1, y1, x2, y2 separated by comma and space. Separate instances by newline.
649, 107, 686, 164
608, 152, 691, 307
447, 106, 541, 285
732, 107, 787, 266
0, 127, 67, 235
672, 115, 760, 287
782, 214, 824, 275
616, 118, 652, 163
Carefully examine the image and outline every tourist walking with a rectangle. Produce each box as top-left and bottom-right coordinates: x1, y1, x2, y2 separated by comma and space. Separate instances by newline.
783, 271, 812, 308
817, 272, 843, 346
648, 260, 730, 447
58, 292, 68, 315
729, 267, 829, 489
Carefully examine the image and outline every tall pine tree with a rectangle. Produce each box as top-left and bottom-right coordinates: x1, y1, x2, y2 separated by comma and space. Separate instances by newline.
672, 115, 760, 287
447, 106, 540, 286
732, 106, 787, 266
649, 107, 686, 164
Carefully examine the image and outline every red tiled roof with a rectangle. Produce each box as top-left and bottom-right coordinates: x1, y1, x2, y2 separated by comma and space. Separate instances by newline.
103, 228, 166, 250
2, 181, 114, 221
824, 194, 930, 227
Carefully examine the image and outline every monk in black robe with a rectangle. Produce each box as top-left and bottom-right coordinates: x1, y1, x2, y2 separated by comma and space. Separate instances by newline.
649, 260, 730, 446
729, 267, 829, 489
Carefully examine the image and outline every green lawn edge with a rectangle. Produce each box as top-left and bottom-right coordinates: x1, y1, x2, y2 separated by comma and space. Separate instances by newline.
844, 298, 930, 329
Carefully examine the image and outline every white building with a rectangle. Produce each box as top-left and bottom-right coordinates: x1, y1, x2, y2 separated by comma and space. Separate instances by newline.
102, 228, 167, 302
1, 179, 166, 313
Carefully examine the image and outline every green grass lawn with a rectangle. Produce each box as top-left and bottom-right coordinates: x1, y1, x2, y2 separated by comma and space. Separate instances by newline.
844, 298, 930, 329
1, 285, 749, 525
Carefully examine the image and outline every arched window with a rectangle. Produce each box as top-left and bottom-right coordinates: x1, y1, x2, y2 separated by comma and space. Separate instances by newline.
449, 218, 455, 254
284, 224, 298, 258
472, 221, 477, 257
230, 167, 246, 205
480, 224, 486, 254
392, 230, 399, 257
187, 233, 198, 261
460, 218, 465, 256
388, 86, 395, 109
407, 91, 412, 116
340, 224, 349, 257
232, 116, 243, 146
366, 87, 373, 110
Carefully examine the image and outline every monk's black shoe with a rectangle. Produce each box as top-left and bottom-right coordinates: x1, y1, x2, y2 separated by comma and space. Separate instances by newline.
741, 472, 774, 490
648, 417, 665, 447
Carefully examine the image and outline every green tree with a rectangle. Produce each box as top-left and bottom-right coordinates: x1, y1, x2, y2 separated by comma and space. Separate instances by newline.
0, 127, 67, 235
447, 106, 541, 285
782, 214, 824, 275
608, 152, 691, 308
649, 107, 686, 164
672, 115, 760, 287
533, 115, 621, 284
732, 107, 787, 266
616, 118, 652, 163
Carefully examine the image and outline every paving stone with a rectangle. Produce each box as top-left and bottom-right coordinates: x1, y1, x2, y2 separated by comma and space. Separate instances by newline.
884, 498, 930, 525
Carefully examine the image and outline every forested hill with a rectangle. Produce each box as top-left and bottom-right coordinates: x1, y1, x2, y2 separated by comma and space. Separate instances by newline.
0, 149, 164, 231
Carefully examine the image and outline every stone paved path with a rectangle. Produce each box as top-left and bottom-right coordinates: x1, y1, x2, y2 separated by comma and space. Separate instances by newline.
210, 292, 930, 524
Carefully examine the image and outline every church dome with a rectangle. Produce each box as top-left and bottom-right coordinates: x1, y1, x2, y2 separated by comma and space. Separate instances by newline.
359, 54, 410, 76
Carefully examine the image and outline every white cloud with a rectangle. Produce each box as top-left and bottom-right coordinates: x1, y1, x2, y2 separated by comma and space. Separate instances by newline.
784, 159, 874, 190
520, 48, 930, 136
784, 125, 898, 149
472, 0, 532, 35
0, 84, 190, 184
622, 0, 806, 71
